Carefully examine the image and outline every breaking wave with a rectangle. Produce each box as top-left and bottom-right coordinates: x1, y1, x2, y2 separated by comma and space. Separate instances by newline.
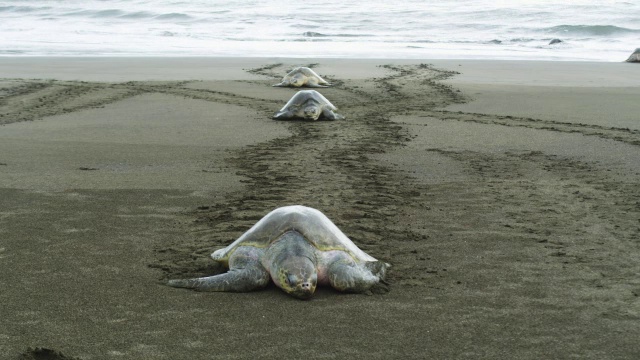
545, 25, 640, 36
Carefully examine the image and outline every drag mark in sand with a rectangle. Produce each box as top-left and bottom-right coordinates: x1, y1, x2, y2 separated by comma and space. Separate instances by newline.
0, 80, 141, 125
426, 110, 640, 147
0, 79, 281, 126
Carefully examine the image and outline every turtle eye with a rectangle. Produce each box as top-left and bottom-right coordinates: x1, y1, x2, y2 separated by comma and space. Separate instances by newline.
287, 274, 298, 287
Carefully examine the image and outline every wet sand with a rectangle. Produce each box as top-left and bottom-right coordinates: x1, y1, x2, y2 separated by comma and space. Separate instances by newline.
1, 58, 639, 359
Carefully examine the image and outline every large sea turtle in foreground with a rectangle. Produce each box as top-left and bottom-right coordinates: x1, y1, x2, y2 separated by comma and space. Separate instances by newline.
273, 67, 331, 87
168, 205, 389, 299
273, 90, 345, 121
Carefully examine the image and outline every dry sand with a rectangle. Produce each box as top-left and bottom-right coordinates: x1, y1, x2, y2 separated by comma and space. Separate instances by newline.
1, 58, 639, 359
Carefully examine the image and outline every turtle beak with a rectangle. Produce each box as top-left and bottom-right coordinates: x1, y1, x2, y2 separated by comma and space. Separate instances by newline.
291, 282, 315, 300
286, 274, 316, 300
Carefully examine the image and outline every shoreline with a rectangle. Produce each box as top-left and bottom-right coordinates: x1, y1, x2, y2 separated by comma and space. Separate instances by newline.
1, 57, 639, 359
2, 56, 638, 82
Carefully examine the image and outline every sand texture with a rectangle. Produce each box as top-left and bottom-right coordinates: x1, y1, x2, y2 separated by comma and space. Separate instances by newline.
1, 58, 639, 359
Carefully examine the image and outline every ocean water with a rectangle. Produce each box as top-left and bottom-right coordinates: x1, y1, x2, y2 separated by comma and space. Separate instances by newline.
1, 0, 639, 61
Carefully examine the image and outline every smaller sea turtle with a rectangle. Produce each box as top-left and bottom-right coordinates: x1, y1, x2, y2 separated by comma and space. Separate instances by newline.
168, 205, 389, 299
273, 67, 331, 88
273, 90, 344, 121
626, 48, 640, 63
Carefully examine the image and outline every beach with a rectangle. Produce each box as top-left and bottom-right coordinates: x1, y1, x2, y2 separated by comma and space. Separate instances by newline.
1, 57, 639, 359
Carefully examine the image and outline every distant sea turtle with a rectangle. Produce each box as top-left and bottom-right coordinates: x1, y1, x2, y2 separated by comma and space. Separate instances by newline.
273, 67, 331, 88
168, 205, 389, 299
273, 90, 345, 121
626, 48, 640, 63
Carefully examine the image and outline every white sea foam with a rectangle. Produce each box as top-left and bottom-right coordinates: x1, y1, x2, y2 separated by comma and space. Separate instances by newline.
0, 0, 638, 61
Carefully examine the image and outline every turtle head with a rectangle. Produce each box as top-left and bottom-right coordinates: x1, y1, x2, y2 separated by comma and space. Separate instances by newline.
302, 104, 321, 120
289, 74, 305, 87
274, 256, 317, 299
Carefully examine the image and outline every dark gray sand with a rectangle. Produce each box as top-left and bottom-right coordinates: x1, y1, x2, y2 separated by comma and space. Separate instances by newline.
1, 58, 639, 359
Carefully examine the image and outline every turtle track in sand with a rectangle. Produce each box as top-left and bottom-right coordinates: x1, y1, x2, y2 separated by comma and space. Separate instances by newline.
0, 79, 282, 126
150, 63, 469, 286
419, 110, 640, 147
0, 65, 456, 287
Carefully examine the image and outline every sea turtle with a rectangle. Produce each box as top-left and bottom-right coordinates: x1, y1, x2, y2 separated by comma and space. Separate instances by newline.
626, 48, 640, 63
273, 90, 345, 121
168, 205, 389, 299
273, 67, 331, 88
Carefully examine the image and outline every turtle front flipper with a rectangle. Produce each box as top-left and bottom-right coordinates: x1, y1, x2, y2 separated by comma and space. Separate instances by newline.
327, 259, 383, 293
168, 253, 269, 292
322, 108, 345, 120
273, 108, 295, 120
306, 81, 330, 88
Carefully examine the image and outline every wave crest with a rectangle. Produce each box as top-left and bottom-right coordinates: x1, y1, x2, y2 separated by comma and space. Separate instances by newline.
545, 25, 639, 36
0, 5, 51, 13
